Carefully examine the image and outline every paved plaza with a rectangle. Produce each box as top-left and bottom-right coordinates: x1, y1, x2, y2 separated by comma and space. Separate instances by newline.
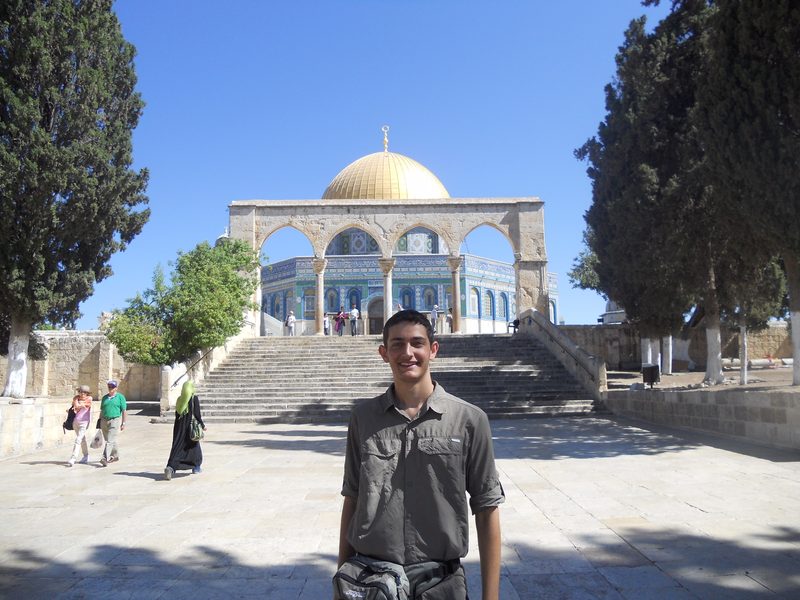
1, 413, 799, 599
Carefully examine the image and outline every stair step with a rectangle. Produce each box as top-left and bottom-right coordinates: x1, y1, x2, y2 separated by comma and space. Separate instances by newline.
190, 334, 597, 423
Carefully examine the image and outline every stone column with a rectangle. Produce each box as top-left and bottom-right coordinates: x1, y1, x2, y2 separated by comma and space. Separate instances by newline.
514, 253, 549, 316
312, 258, 327, 336
379, 257, 396, 325
447, 256, 463, 334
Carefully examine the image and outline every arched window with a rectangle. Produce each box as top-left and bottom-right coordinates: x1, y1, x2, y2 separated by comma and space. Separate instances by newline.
422, 287, 437, 310
347, 288, 361, 310
400, 287, 414, 310
326, 288, 339, 312
482, 290, 494, 318
304, 288, 315, 319
498, 293, 508, 321
470, 288, 480, 316
272, 295, 284, 320
285, 290, 295, 319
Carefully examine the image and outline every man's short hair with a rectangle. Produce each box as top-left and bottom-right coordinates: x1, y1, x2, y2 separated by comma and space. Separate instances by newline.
382, 309, 435, 346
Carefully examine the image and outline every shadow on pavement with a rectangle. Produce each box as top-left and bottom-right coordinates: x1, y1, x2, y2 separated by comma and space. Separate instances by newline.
2, 523, 798, 599
210, 429, 347, 456
491, 417, 702, 460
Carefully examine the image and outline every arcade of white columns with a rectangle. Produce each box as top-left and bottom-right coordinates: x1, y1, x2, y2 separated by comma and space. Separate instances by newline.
229, 197, 549, 334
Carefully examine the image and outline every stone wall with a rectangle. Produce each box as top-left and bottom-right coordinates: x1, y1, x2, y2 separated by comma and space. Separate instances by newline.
0, 331, 160, 402
605, 388, 800, 450
560, 321, 791, 371
0, 398, 100, 458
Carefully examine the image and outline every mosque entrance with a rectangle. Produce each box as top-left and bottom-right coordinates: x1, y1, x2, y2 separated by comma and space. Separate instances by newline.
368, 299, 384, 335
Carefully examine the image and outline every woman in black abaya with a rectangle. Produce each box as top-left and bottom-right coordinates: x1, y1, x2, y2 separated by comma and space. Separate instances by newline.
164, 380, 207, 480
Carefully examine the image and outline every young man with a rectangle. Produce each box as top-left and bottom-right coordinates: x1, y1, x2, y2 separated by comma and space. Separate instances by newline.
337, 310, 504, 599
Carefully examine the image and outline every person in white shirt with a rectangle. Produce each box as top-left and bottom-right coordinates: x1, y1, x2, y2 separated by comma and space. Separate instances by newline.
349, 304, 359, 336
286, 311, 296, 336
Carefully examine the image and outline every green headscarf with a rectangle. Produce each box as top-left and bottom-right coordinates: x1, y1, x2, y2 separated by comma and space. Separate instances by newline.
176, 380, 194, 415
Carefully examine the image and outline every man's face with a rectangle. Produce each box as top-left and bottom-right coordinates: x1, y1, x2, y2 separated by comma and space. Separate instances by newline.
379, 322, 439, 384
107, 385, 117, 395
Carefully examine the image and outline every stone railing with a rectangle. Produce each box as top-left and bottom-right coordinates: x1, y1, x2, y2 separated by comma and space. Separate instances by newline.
159, 317, 257, 415
518, 308, 607, 403
604, 387, 799, 450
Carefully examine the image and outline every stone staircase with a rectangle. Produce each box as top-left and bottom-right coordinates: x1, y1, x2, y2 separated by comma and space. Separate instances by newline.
197, 335, 594, 423
195, 334, 598, 423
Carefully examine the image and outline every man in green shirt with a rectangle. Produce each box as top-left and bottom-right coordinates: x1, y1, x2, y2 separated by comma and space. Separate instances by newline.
100, 379, 127, 466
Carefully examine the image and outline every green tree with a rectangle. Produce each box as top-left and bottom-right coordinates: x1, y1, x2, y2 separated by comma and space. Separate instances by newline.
699, 0, 800, 384
105, 239, 260, 366
575, 1, 784, 383
0, 0, 149, 397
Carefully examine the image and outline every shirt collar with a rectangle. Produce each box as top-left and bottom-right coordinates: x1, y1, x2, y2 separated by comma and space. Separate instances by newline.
381, 382, 447, 415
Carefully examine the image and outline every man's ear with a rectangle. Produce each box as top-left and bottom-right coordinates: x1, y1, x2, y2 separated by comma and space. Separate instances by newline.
378, 345, 389, 363
430, 340, 439, 359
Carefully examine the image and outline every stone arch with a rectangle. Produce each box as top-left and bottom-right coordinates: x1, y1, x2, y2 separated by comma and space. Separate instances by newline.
390, 222, 449, 255
230, 197, 548, 335
323, 223, 382, 257
256, 221, 316, 258
459, 222, 516, 257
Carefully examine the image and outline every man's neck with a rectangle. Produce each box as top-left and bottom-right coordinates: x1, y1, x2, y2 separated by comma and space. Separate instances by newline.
392, 378, 435, 413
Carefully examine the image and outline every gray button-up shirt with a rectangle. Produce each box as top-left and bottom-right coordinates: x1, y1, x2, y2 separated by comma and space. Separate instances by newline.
342, 383, 505, 565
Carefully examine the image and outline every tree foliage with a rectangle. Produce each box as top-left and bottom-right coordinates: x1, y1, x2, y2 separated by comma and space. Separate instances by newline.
105, 239, 260, 366
699, 0, 800, 383
0, 0, 149, 395
575, 1, 788, 383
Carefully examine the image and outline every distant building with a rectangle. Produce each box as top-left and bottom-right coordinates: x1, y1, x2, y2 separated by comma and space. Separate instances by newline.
260, 144, 559, 334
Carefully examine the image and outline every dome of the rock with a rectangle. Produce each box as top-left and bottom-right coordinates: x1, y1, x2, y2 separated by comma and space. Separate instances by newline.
322, 151, 450, 200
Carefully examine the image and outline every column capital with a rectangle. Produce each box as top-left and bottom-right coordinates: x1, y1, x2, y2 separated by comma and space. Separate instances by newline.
378, 257, 396, 275
312, 257, 328, 274
447, 255, 462, 272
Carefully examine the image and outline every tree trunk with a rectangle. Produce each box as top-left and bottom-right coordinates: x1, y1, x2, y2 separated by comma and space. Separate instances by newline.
703, 263, 724, 384
739, 324, 748, 385
641, 336, 652, 366
2, 314, 32, 398
784, 254, 800, 386
662, 335, 673, 375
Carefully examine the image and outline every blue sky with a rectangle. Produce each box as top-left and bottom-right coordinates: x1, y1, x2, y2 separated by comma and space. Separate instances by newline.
76, 0, 669, 329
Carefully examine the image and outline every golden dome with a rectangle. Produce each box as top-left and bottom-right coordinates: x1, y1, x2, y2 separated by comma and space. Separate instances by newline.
322, 151, 450, 200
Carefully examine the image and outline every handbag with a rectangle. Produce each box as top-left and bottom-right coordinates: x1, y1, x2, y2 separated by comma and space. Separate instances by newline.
333, 555, 409, 600
190, 415, 204, 441
90, 428, 105, 449
189, 397, 204, 441
62, 407, 76, 433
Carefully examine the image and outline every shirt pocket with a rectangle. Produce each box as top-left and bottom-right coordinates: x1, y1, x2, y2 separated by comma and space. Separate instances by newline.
360, 437, 400, 489
417, 436, 463, 456
416, 436, 466, 503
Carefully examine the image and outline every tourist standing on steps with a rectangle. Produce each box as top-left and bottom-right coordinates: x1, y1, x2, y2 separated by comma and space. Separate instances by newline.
335, 306, 346, 336
349, 304, 360, 336
66, 385, 92, 466
164, 380, 207, 480
286, 310, 296, 336
336, 310, 504, 600
100, 380, 127, 466
324, 313, 331, 335
446, 307, 453, 333
430, 304, 439, 333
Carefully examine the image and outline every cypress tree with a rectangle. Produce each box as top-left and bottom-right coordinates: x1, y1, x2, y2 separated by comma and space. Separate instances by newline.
0, 0, 149, 397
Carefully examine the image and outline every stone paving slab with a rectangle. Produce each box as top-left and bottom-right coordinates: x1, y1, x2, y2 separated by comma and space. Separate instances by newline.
1, 413, 799, 599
